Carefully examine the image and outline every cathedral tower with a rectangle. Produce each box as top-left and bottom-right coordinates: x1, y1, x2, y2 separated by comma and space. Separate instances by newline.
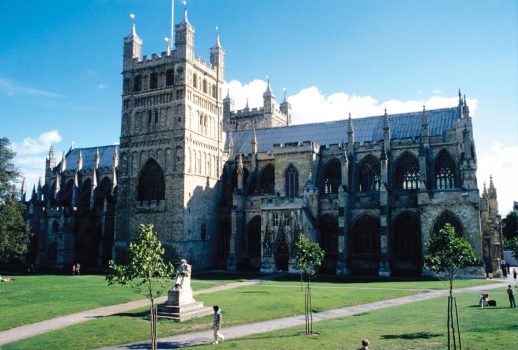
114, 4, 225, 266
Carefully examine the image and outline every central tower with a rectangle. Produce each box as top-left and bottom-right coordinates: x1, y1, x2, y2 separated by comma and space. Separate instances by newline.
114, 6, 225, 266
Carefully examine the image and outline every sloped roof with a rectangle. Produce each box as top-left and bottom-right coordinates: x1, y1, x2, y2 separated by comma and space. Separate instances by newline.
230, 106, 461, 154
56, 145, 117, 172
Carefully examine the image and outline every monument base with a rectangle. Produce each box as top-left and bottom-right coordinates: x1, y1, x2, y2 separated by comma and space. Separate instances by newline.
158, 288, 212, 322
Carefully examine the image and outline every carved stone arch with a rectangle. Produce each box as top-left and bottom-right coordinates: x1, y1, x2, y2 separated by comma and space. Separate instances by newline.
320, 158, 341, 194
350, 214, 380, 274
320, 214, 338, 273
61, 179, 75, 206
95, 176, 112, 207
259, 163, 275, 195
137, 159, 165, 202
432, 210, 464, 237
391, 211, 421, 276
79, 178, 92, 208
357, 154, 381, 193
394, 151, 420, 190
284, 164, 299, 199
434, 148, 459, 189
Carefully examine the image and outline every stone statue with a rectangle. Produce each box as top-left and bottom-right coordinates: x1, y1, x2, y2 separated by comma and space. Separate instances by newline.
174, 259, 192, 290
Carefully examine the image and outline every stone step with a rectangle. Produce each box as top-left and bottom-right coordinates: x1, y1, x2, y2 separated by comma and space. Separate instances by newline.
158, 301, 213, 322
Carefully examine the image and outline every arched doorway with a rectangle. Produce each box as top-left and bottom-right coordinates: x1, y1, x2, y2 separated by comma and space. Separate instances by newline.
432, 210, 464, 237
275, 243, 289, 271
350, 214, 380, 275
137, 159, 165, 203
391, 212, 421, 276
320, 215, 338, 273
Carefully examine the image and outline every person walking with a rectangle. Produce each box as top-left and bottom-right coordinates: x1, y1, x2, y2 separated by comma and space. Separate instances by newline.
212, 305, 224, 345
76, 263, 81, 276
513, 268, 517, 281
72, 264, 76, 276
507, 285, 516, 308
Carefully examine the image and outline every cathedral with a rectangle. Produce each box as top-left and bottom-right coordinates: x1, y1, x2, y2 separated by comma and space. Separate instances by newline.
23, 7, 504, 277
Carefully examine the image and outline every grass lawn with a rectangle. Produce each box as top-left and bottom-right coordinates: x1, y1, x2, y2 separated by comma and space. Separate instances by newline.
3, 283, 418, 349
193, 290, 518, 350
0, 274, 240, 331
262, 277, 497, 290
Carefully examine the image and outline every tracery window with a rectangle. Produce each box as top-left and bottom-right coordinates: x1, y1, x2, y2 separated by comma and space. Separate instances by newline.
322, 159, 341, 194
260, 164, 275, 195
395, 152, 420, 190
434, 149, 457, 190
358, 155, 381, 193
137, 159, 165, 202
285, 164, 299, 199
432, 210, 463, 237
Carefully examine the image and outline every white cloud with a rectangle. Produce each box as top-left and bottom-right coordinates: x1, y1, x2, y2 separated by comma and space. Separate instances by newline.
98, 83, 107, 89
224, 79, 478, 125
13, 130, 62, 156
478, 143, 518, 215
0, 78, 66, 98
13, 131, 63, 197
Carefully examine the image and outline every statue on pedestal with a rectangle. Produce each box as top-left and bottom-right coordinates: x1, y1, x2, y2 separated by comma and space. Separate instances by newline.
158, 258, 212, 321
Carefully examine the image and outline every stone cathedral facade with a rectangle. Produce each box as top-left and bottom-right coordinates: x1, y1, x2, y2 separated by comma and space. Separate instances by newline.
24, 9, 503, 277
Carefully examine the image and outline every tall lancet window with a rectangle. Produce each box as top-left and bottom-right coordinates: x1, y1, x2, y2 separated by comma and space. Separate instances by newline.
358, 155, 381, 193
285, 164, 299, 199
395, 152, 420, 190
434, 149, 457, 190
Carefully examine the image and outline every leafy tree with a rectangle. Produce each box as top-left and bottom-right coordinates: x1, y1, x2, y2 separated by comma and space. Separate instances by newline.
0, 196, 28, 260
424, 223, 479, 350
0, 137, 27, 262
295, 234, 325, 336
107, 224, 174, 350
502, 210, 518, 240
505, 236, 518, 260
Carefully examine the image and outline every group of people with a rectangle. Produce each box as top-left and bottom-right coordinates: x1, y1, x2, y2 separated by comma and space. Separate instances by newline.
0, 275, 14, 282
71, 263, 81, 276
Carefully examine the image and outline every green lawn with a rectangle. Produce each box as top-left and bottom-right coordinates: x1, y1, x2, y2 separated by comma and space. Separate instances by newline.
261, 277, 496, 290
0, 274, 232, 331
3, 283, 418, 349
193, 291, 518, 350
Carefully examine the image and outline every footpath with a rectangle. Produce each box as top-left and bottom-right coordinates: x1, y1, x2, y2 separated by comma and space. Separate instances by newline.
0, 279, 263, 346
99, 281, 510, 350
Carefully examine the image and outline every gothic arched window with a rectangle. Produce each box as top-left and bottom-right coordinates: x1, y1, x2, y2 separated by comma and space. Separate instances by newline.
358, 155, 381, 193
392, 212, 420, 256
51, 220, 59, 234
193, 73, 198, 88
351, 214, 380, 255
165, 69, 174, 86
434, 149, 457, 190
61, 179, 74, 207
260, 164, 275, 195
395, 152, 420, 190
322, 158, 341, 194
137, 159, 165, 202
133, 75, 142, 92
285, 164, 299, 199
432, 210, 464, 237
149, 72, 158, 90
95, 177, 112, 207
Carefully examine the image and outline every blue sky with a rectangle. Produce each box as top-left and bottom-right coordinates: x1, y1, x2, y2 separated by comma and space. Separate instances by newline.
1, 0, 517, 214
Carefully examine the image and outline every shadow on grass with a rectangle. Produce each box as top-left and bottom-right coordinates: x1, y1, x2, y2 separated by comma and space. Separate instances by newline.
381, 331, 442, 340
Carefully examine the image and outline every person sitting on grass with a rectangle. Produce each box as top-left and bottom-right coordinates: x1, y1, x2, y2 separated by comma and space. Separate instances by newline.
357, 339, 370, 350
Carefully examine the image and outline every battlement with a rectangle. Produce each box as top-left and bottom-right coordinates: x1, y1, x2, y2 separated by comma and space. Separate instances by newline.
128, 50, 216, 73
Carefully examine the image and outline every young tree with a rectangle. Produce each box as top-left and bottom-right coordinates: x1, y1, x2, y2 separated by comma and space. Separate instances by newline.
424, 223, 479, 350
106, 224, 174, 350
0, 137, 28, 262
295, 234, 325, 336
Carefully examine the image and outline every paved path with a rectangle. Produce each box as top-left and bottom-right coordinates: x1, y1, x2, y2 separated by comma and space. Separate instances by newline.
0, 279, 264, 346
100, 281, 509, 350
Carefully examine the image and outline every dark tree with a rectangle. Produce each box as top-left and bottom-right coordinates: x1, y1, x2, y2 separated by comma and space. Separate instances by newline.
502, 211, 518, 241
0, 137, 28, 261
